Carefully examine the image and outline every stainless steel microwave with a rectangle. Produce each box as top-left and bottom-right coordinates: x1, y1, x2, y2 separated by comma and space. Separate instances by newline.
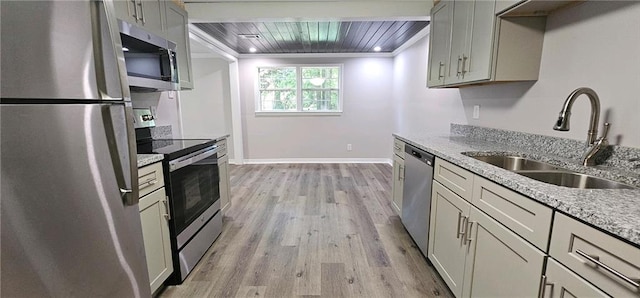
118, 20, 179, 92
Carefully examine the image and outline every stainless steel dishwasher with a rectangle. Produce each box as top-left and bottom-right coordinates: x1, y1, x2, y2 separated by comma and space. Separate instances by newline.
401, 144, 435, 257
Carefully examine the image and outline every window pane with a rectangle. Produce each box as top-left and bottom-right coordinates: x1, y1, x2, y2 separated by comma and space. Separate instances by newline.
257, 65, 340, 113
301, 67, 340, 90
260, 90, 297, 111
258, 67, 297, 90
302, 90, 339, 111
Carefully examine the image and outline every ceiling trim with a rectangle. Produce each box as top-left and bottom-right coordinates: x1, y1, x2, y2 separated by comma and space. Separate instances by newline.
237, 52, 395, 59
189, 24, 239, 61
186, 1, 432, 23
392, 24, 430, 56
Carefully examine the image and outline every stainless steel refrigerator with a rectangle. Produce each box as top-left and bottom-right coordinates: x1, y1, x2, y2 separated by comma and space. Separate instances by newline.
1, 1, 151, 296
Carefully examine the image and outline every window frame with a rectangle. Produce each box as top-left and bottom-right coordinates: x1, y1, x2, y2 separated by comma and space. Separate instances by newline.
254, 64, 344, 116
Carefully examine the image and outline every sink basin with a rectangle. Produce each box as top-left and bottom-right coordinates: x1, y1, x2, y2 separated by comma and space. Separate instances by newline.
464, 153, 637, 190
516, 171, 636, 190
468, 155, 563, 171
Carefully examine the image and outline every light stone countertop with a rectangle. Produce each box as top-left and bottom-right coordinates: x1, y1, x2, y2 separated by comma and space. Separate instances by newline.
137, 154, 164, 168
393, 132, 640, 248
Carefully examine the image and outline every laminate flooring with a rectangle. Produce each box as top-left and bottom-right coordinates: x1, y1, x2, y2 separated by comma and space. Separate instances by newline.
161, 163, 452, 298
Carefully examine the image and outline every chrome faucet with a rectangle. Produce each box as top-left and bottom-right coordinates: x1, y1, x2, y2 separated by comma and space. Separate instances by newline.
553, 87, 610, 166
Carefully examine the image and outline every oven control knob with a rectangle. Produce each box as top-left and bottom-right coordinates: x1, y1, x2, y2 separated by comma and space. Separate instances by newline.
201, 215, 205, 222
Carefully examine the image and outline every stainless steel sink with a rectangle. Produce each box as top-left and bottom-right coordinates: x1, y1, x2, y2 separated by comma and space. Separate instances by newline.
468, 155, 563, 171
465, 153, 637, 189
516, 171, 636, 190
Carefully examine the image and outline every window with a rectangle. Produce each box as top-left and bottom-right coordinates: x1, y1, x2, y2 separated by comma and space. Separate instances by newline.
257, 65, 342, 114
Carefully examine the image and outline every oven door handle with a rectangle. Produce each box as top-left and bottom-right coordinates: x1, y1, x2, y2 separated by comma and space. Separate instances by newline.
169, 146, 218, 172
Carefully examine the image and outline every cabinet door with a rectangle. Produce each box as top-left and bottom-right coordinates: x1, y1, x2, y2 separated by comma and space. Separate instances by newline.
166, 1, 194, 89
139, 187, 173, 293
114, 0, 165, 38
114, 0, 139, 25
428, 180, 471, 298
219, 154, 231, 212
543, 258, 609, 298
392, 153, 405, 216
461, 0, 497, 83
427, 0, 453, 87
139, 0, 165, 37
446, 0, 473, 85
461, 206, 545, 298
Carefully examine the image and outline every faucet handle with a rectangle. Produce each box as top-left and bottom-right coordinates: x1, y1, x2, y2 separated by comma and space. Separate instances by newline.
601, 122, 610, 140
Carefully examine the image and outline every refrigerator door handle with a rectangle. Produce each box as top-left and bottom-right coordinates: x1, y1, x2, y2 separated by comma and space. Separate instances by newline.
102, 103, 139, 206
92, 0, 132, 101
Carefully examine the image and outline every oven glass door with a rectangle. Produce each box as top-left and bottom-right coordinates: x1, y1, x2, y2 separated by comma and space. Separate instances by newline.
168, 153, 220, 234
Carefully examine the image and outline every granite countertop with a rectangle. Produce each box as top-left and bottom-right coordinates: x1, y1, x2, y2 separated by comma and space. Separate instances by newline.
393, 132, 640, 248
137, 154, 164, 168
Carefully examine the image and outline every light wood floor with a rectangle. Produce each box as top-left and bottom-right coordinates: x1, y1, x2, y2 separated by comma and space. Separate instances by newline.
161, 163, 452, 298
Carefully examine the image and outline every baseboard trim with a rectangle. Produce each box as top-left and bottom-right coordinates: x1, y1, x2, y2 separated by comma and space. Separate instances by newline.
241, 158, 393, 164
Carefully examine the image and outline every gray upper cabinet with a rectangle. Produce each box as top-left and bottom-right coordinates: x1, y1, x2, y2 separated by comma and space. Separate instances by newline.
114, 0, 166, 38
165, 1, 194, 90
428, 0, 546, 88
427, 1, 453, 87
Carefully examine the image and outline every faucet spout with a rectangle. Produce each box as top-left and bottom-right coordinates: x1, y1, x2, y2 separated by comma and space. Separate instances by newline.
553, 87, 601, 144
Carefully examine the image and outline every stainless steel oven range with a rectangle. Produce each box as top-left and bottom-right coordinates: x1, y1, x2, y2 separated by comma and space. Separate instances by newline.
135, 111, 222, 284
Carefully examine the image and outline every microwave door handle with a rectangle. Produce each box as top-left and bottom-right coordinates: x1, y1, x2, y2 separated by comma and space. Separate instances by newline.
92, 0, 131, 101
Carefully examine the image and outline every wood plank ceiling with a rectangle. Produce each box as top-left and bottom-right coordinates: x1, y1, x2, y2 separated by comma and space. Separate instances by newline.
194, 21, 429, 54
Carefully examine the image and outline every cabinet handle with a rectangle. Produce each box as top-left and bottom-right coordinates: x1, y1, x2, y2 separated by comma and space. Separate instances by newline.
162, 197, 171, 220
456, 56, 462, 77
461, 55, 468, 76
538, 275, 554, 298
456, 213, 466, 239
139, 178, 157, 190
399, 165, 405, 180
464, 221, 475, 243
394, 145, 401, 151
438, 62, 445, 79
575, 249, 640, 289
129, 0, 138, 20
138, 0, 146, 24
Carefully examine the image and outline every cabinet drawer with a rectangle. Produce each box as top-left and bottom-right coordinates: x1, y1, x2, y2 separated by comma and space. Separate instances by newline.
543, 258, 608, 298
550, 213, 640, 297
393, 138, 405, 158
472, 175, 552, 251
138, 162, 165, 197
434, 158, 474, 201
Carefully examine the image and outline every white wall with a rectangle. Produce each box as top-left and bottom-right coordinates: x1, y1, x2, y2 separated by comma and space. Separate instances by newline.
459, 1, 640, 147
238, 57, 394, 160
132, 91, 182, 138
392, 35, 467, 135
179, 57, 234, 158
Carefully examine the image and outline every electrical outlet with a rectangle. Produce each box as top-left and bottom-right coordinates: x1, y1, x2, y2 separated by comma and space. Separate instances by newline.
473, 105, 480, 119
347, 144, 352, 151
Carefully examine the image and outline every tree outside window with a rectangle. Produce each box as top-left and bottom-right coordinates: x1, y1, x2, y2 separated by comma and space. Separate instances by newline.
257, 65, 342, 114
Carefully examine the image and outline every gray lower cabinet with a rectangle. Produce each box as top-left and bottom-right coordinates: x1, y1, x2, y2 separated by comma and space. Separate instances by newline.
429, 157, 549, 298
542, 258, 608, 298
217, 138, 231, 213
462, 206, 545, 297
165, 1, 194, 89
429, 180, 471, 297
391, 138, 406, 216
138, 162, 173, 294
549, 213, 640, 297
391, 153, 405, 215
